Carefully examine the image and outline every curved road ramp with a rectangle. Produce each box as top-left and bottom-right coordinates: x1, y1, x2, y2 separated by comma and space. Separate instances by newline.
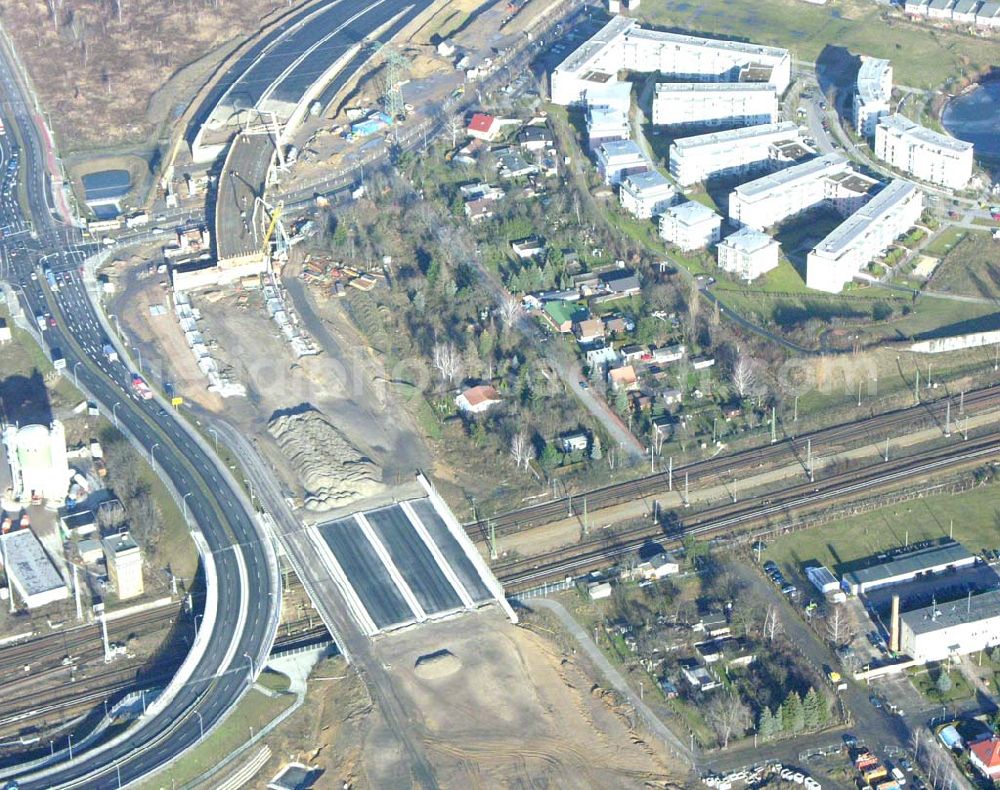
308, 477, 517, 636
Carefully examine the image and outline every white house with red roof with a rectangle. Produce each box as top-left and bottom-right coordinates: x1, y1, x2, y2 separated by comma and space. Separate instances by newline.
467, 113, 502, 141
971, 737, 1000, 782
455, 384, 502, 414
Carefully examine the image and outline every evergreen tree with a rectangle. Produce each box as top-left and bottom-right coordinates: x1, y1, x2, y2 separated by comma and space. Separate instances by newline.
540, 443, 559, 470
802, 687, 821, 730
782, 692, 805, 733
937, 670, 953, 695
816, 691, 830, 726
590, 435, 603, 461
478, 330, 495, 365
614, 386, 629, 416
758, 707, 776, 740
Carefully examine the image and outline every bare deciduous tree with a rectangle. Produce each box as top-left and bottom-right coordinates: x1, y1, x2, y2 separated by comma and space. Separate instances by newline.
498, 294, 521, 330
97, 500, 127, 533
706, 690, 752, 749
432, 342, 462, 385
509, 433, 534, 471
731, 354, 758, 399
763, 604, 783, 642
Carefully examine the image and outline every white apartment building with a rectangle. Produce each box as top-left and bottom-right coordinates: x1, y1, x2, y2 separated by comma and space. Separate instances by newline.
595, 139, 649, 185
806, 179, 923, 293
729, 153, 877, 231
717, 227, 780, 282
619, 170, 676, 218
874, 114, 974, 190
668, 122, 811, 186
587, 104, 631, 150
659, 201, 722, 251
853, 58, 892, 139
652, 83, 778, 129
550, 16, 790, 106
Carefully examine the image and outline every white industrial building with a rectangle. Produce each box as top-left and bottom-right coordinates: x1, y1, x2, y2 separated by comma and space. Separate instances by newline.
899, 588, 1000, 663
806, 179, 923, 293
103, 531, 144, 600
853, 58, 893, 139
0, 528, 68, 609
668, 121, 811, 187
728, 153, 877, 231
659, 201, 722, 251
1, 421, 71, 506
595, 139, 649, 185
550, 16, 791, 107
652, 83, 778, 129
874, 114, 974, 190
619, 170, 676, 218
716, 227, 780, 282
841, 540, 974, 595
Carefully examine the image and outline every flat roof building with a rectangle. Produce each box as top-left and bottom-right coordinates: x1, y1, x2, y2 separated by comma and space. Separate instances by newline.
619, 169, 676, 218
899, 588, 1000, 663
103, 531, 144, 601
854, 58, 892, 139
717, 227, 780, 282
652, 83, 778, 130
875, 114, 974, 190
729, 153, 875, 231
595, 140, 650, 185
668, 122, 810, 187
587, 103, 631, 151
841, 540, 976, 595
1, 529, 68, 609
659, 201, 722, 251
550, 17, 790, 106
806, 179, 923, 293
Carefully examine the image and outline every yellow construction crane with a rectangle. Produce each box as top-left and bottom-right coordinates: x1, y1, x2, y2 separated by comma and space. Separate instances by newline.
261, 201, 283, 257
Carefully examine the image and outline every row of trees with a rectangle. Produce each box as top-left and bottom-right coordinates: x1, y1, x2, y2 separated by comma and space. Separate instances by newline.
756, 687, 830, 740
100, 429, 163, 552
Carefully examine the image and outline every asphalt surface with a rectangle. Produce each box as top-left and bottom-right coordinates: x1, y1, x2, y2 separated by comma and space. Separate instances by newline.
0, 41, 281, 790
410, 499, 493, 602
365, 504, 465, 615
318, 515, 415, 629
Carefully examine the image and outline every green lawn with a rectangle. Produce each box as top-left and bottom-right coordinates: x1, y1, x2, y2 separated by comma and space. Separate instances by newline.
137, 690, 293, 790
910, 665, 974, 704
923, 227, 970, 258
763, 485, 1000, 577
925, 231, 1000, 299
637, 0, 1000, 88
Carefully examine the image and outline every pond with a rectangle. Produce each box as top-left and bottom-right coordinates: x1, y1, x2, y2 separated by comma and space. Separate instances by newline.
942, 81, 1000, 161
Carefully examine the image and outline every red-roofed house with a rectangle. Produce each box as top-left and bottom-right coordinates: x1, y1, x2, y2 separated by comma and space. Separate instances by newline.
609, 365, 638, 391
467, 113, 501, 141
971, 737, 1000, 781
455, 384, 502, 414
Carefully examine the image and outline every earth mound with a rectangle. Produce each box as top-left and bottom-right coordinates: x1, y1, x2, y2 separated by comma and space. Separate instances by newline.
268, 407, 383, 511
414, 649, 462, 680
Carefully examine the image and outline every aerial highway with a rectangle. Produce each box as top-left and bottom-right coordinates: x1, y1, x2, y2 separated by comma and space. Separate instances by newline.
0, 38, 281, 790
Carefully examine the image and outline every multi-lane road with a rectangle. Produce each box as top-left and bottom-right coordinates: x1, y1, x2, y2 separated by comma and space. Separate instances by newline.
0, 36, 281, 790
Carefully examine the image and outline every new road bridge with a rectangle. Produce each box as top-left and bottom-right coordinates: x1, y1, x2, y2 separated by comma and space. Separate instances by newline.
0, 36, 281, 790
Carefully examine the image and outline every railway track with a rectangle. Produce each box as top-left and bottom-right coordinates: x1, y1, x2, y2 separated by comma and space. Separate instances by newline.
0, 625, 331, 742
497, 429, 1000, 593
469, 385, 1000, 539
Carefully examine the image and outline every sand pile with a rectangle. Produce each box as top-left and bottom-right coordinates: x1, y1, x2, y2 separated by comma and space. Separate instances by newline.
268, 408, 383, 511
414, 649, 462, 680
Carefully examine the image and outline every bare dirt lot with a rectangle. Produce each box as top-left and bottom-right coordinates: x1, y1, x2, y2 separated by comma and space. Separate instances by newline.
240, 609, 688, 789
1, 0, 314, 151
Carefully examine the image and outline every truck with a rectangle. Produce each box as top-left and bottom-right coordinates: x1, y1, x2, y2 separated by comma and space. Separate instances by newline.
35, 312, 46, 331
102, 343, 119, 363
825, 666, 847, 691
130, 373, 153, 400
51, 347, 66, 370
45, 269, 58, 292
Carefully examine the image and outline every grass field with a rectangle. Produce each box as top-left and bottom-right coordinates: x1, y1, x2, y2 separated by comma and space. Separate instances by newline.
923, 227, 970, 258
636, 0, 1000, 88
136, 689, 293, 789
927, 232, 1000, 299
763, 485, 1000, 576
